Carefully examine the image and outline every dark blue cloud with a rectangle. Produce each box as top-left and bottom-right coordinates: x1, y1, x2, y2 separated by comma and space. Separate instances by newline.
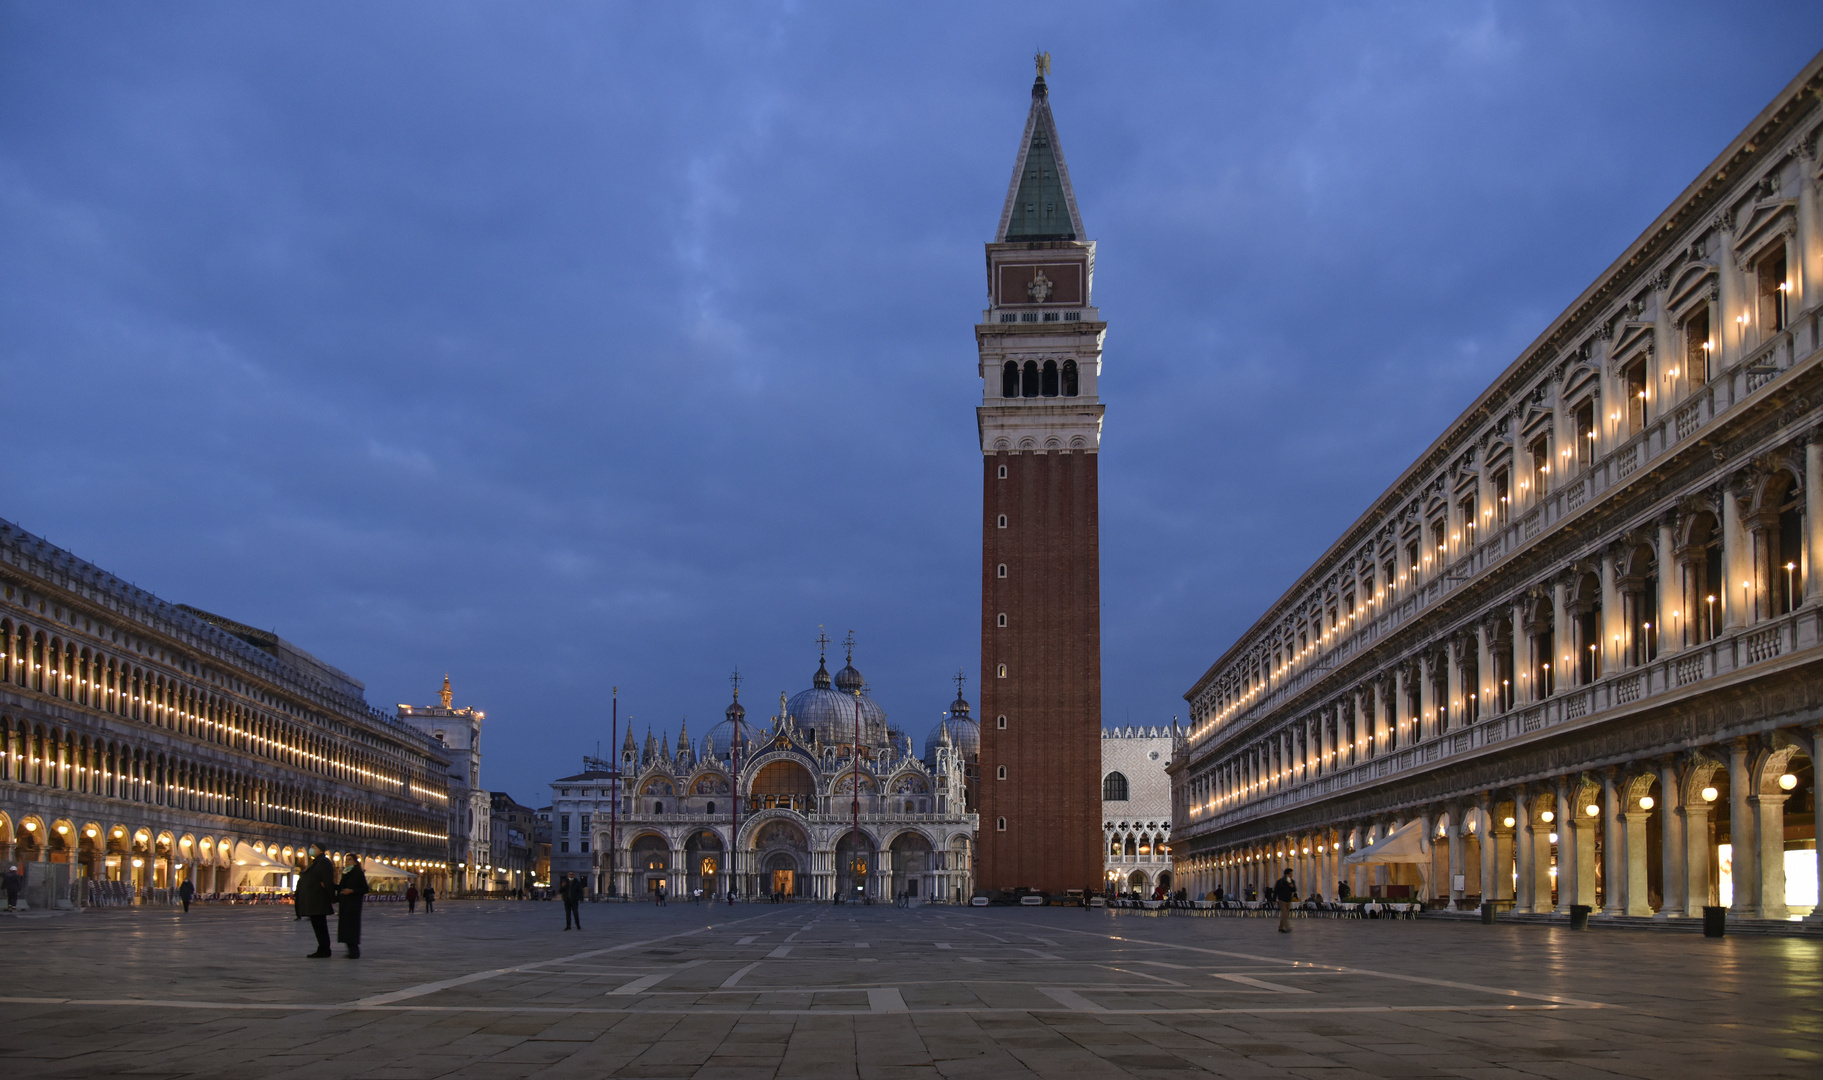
3, 2, 1819, 801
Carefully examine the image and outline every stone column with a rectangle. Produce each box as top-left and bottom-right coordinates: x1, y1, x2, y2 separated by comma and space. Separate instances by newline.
1751, 784, 1789, 922
1475, 621, 1492, 720
1446, 807, 1465, 909
1684, 773, 1715, 912
1371, 680, 1388, 757
1658, 514, 1680, 652
1799, 144, 1822, 325
1372, 820, 1389, 895
1724, 484, 1751, 629
1728, 740, 1757, 917
1656, 758, 1687, 918
1802, 431, 1823, 604
1392, 667, 1407, 750
1513, 788, 1536, 912
1535, 795, 1557, 912
1602, 769, 1626, 916
1812, 726, 1823, 923
1554, 776, 1578, 916
1551, 578, 1571, 692
1419, 655, 1436, 742
1601, 548, 1623, 673
1476, 793, 1496, 904
1446, 639, 1463, 733
1510, 601, 1529, 704
1351, 691, 1366, 763
1718, 221, 1742, 369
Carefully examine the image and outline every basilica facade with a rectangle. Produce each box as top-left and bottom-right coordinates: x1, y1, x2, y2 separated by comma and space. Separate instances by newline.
551, 646, 978, 902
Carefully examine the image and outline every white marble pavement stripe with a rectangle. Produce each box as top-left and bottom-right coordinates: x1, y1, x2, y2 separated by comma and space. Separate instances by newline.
346, 910, 784, 1007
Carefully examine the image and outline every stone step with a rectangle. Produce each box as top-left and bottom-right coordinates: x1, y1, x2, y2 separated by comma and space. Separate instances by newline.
1420, 908, 1823, 937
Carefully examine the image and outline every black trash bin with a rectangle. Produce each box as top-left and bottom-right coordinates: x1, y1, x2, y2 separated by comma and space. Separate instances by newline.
1480, 901, 1496, 924
1569, 904, 1591, 930
1703, 905, 1727, 938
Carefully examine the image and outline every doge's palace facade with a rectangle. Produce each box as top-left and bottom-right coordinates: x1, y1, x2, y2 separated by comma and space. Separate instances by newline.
1171, 53, 1823, 925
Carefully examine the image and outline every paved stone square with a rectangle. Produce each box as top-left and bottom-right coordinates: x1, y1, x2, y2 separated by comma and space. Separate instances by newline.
2, 901, 1819, 1078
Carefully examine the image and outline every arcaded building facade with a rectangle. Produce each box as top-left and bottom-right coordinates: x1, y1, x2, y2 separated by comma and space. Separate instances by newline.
0, 520, 454, 904
977, 60, 1106, 895
553, 647, 978, 902
1171, 55, 1823, 923
1102, 726, 1175, 896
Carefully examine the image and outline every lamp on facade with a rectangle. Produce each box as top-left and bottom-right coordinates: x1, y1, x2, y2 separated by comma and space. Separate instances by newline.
1701, 786, 1719, 802
1638, 796, 1654, 810
1779, 773, 1798, 791
1585, 804, 1600, 817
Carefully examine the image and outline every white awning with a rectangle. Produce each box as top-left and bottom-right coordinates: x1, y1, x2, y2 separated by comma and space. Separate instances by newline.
1342, 820, 1431, 865
362, 858, 416, 880
232, 842, 286, 869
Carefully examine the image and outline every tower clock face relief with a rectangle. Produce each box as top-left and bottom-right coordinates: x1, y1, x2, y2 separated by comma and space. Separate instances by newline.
997, 262, 1082, 306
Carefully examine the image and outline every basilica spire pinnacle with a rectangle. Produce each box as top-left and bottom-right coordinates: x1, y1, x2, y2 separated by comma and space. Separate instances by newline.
439, 674, 453, 709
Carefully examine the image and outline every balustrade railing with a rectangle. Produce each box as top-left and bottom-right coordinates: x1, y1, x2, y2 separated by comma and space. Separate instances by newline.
1191, 316, 1820, 754
1181, 605, 1821, 838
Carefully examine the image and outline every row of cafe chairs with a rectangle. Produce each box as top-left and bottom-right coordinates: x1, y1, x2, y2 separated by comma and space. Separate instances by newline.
1188, 898, 1421, 919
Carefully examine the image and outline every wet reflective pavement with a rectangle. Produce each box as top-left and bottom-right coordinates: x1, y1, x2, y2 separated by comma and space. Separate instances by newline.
1, 901, 1818, 1077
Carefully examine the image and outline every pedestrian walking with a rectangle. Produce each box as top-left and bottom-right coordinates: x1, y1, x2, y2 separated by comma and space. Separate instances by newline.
422, 884, 435, 913
1273, 869, 1299, 934
405, 883, 419, 914
1337, 880, 1351, 901
560, 873, 582, 930
336, 854, 370, 958
3, 865, 23, 910
177, 877, 195, 913
294, 843, 336, 958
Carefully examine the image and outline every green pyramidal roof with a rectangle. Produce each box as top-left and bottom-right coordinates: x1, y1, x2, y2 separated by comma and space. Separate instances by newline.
998, 77, 1084, 242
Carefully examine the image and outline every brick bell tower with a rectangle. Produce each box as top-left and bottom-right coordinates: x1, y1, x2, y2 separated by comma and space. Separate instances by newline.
975, 55, 1105, 897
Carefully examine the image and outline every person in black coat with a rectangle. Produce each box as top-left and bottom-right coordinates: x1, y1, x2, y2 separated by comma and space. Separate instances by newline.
294, 844, 337, 958
1273, 869, 1299, 934
177, 878, 195, 913
560, 873, 582, 930
336, 854, 370, 958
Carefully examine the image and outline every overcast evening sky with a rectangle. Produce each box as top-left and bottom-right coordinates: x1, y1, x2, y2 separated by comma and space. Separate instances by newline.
3, 4, 1821, 804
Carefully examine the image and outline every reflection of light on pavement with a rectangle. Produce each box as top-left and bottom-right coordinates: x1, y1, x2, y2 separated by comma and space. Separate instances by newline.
1718, 844, 1732, 908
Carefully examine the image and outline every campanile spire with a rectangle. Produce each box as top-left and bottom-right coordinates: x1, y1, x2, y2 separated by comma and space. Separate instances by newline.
974, 60, 1105, 896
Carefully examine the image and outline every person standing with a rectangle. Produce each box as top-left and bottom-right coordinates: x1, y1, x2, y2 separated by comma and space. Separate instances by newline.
422, 884, 435, 913
560, 873, 582, 930
405, 883, 419, 914
336, 854, 370, 958
1274, 869, 1299, 934
177, 877, 195, 913
655, 882, 667, 908
294, 844, 337, 958
4, 864, 25, 911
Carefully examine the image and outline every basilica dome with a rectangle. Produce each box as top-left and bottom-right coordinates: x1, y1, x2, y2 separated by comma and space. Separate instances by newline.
924, 691, 980, 763
787, 657, 889, 748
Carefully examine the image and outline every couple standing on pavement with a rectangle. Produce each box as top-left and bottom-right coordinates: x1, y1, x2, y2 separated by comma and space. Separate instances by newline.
293, 844, 371, 958
402, 883, 435, 913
